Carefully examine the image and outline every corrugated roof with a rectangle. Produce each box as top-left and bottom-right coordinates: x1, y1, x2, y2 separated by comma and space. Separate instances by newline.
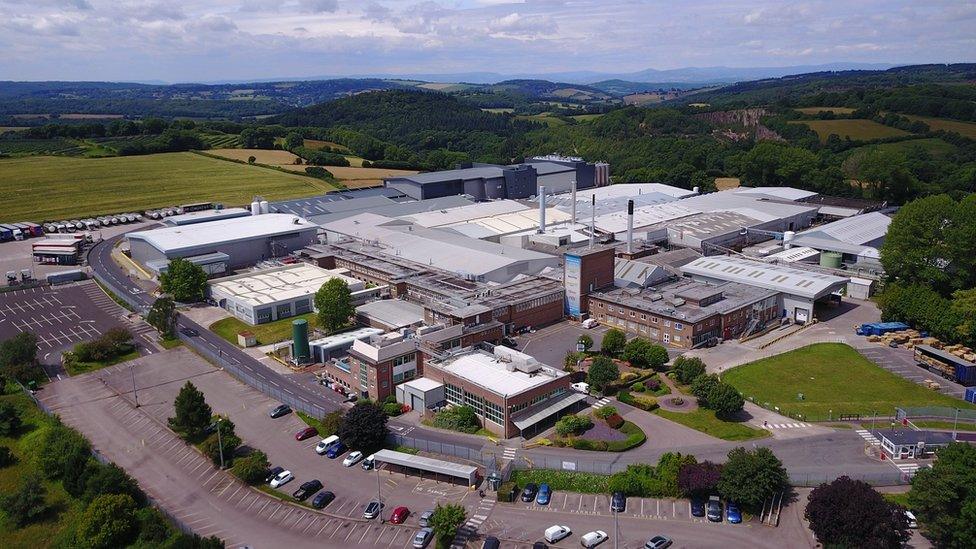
576, 183, 697, 200
682, 256, 849, 299
399, 200, 528, 227
209, 264, 363, 306
765, 246, 820, 263
732, 186, 819, 201
798, 211, 891, 246
127, 214, 317, 253
355, 299, 425, 328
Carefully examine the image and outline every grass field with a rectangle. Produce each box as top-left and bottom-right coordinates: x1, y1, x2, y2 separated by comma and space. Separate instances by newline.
722, 343, 976, 419
900, 114, 976, 139
794, 107, 857, 115
852, 138, 956, 158
325, 166, 419, 180
64, 349, 140, 376
654, 408, 769, 441
208, 147, 304, 169
516, 113, 568, 127
0, 152, 334, 222
910, 420, 976, 432
790, 119, 911, 142
0, 138, 91, 156
210, 312, 319, 346
570, 114, 604, 122
481, 108, 515, 114
304, 139, 351, 153
200, 133, 243, 148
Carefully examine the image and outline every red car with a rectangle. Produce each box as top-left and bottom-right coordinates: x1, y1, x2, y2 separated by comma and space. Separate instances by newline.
390, 506, 410, 524
295, 427, 318, 441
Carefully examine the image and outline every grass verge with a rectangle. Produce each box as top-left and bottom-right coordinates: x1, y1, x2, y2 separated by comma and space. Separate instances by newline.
63, 349, 140, 376
911, 420, 976, 432
159, 337, 183, 350
209, 312, 319, 346
654, 408, 769, 441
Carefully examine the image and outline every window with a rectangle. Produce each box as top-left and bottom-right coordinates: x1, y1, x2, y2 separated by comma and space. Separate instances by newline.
598, 302, 604, 308
674, 322, 684, 330
381, 381, 389, 388
664, 320, 671, 328
640, 314, 646, 320
608, 305, 614, 313
663, 333, 671, 343
392, 353, 415, 367
445, 384, 463, 406
629, 311, 635, 317
294, 299, 312, 314
652, 317, 658, 324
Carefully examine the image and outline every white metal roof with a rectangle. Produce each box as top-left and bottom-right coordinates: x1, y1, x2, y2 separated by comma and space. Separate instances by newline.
398, 200, 528, 227
594, 202, 699, 234
577, 183, 697, 200
444, 207, 571, 238
128, 213, 317, 253
309, 327, 384, 349
732, 186, 819, 201
163, 208, 251, 226
355, 299, 425, 328
401, 377, 444, 393
678, 192, 818, 220
765, 246, 820, 263
681, 255, 849, 299
433, 349, 565, 397
798, 211, 891, 246
512, 392, 588, 430
372, 449, 477, 482
209, 264, 362, 306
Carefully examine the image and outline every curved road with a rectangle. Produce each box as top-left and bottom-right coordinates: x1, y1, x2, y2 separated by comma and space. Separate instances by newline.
87, 233, 899, 483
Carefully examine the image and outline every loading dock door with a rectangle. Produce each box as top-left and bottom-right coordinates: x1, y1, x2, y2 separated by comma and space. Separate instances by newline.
795, 308, 809, 324
411, 394, 420, 411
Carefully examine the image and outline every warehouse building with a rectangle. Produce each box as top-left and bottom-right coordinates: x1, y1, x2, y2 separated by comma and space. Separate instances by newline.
162, 207, 251, 226
681, 256, 849, 323
420, 345, 583, 438
791, 211, 891, 274
588, 278, 779, 348
127, 213, 318, 270
208, 264, 370, 325
355, 299, 426, 331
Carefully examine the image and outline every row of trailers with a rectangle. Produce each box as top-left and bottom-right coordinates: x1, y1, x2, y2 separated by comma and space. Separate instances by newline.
43, 213, 141, 234
0, 222, 44, 242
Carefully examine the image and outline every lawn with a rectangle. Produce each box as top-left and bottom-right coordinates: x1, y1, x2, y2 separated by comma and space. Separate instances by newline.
722, 343, 976, 419
570, 114, 604, 122
64, 349, 140, 376
654, 408, 769, 441
853, 138, 956, 158
789, 119, 910, 142
515, 113, 568, 127
911, 420, 976, 432
0, 152, 335, 222
209, 312, 319, 346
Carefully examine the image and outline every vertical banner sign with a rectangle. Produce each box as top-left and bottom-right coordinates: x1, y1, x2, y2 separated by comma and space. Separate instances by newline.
564, 254, 582, 316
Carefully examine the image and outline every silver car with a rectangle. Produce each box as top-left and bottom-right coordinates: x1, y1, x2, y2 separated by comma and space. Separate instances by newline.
419, 510, 434, 527
412, 528, 433, 548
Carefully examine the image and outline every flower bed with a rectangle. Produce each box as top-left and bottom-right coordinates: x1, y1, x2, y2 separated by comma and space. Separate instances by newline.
551, 420, 646, 452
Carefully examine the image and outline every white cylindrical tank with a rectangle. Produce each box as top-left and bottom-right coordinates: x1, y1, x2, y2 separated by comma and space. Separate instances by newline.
692, 186, 700, 194
149, 211, 161, 220
44, 224, 56, 233
260, 200, 270, 214
783, 230, 796, 249
251, 200, 261, 215
109, 217, 119, 225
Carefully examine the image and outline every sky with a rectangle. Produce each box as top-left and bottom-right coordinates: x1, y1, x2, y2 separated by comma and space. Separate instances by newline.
0, 0, 973, 83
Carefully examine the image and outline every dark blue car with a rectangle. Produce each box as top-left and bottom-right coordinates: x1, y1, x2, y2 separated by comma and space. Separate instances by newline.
326, 441, 346, 458
535, 483, 552, 505
726, 501, 742, 524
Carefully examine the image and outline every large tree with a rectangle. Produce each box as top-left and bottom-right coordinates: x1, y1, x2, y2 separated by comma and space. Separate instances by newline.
707, 383, 745, 418
717, 447, 789, 508
0, 401, 23, 436
0, 331, 38, 382
314, 278, 353, 334
160, 258, 208, 303
39, 422, 90, 480
168, 381, 212, 440
147, 297, 177, 338
76, 493, 140, 549
690, 373, 719, 405
806, 476, 910, 549
600, 329, 627, 356
0, 473, 48, 527
908, 442, 976, 547
587, 356, 620, 393
231, 450, 270, 484
623, 337, 653, 367
428, 503, 467, 544
337, 401, 388, 454
672, 356, 706, 385
678, 461, 723, 497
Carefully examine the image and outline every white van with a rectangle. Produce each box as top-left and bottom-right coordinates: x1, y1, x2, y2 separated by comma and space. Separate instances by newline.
544, 525, 571, 543
571, 382, 590, 394
581, 318, 599, 329
315, 435, 340, 455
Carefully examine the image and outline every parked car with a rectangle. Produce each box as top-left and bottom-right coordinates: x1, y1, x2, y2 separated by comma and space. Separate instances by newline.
580, 530, 608, 548
179, 327, 199, 337
521, 483, 539, 502
362, 454, 376, 470
690, 498, 706, 517
344, 394, 358, 403
363, 500, 382, 519
315, 435, 340, 455
292, 479, 322, 500
571, 382, 590, 394
311, 490, 335, 509
499, 337, 518, 349
343, 450, 364, 467
644, 536, 673, 549
269, 404, 292, 418
412, 528, 433, 548
905, 510, 918, 529
419, 510, 434, 527
726, 501, 742, 524
544, 525, 571, 543
295, 427, 318, 441
264, 466, 284, 484
269, 470, 293, 488
536, 483, 552, 505
582, 318, 599, 329
482, 536, 500, 549
326, 441, 347, 458
610, 491, 626, 513
390, 506, 410, 524
706, 495, 723, 522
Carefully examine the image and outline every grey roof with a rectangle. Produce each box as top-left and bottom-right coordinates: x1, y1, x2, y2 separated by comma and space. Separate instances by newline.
614, 259, 670, 288
798, 212, 891, 246
373, 449, 477, 482
916, 345, 976, 367
636, 248, 702, 271
529, 161, 576, 175
391, 166, 506, 184
307, 195, 474, 225
127, 214, 317, 254
592, 278, 778, 324
678, 191, 819, 222
512, 392, 588, 431
355, 299, 425, 329
872, 429, 955, 446
270, 188, 407, 216
789, 235, 878, 257
667, 211, 763, 241
681, 256, 849, 299
732, 186, 819, 201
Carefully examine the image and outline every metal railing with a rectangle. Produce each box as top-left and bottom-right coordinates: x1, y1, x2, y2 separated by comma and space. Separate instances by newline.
387, 433, 491, 466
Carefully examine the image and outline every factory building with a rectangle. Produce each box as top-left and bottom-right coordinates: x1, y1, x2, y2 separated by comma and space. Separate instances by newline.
588, 278, 779, 348
162, 207, 251, 226
791, 211, 890, 274
127, 213, 318, 271
355, 299, 426, 332
681, 256, 849, 324
207, 264, 372, 325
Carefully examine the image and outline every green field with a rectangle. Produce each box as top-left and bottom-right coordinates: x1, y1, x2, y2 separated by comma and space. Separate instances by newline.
0, 152, 334, 222
570, 114, 604, 122
516, 113, 568, 127
789, 119, 911, 142
0, 138, 91, 156
794, 106, 857, 115
654, 408, 769, 441
210, 312, 320, 346
722, 343, 976, 419
900, 114, 976, 139
852, 137, 956, 158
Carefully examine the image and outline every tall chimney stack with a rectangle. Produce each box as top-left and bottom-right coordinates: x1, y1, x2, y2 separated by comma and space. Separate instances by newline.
537, 186, 547, 234
626, 200, 634, 254
589, 195, 596, 248
570, 181, 577, 225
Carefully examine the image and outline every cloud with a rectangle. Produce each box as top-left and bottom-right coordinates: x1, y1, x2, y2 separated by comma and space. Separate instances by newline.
298, 0, 339, 13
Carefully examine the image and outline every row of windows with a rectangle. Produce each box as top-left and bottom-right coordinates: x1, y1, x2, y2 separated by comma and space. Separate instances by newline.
599, 315, 683, 343
443, 384, 505, 425
392, 353, 416, 367
392, 368, 416, 384
508, 387, 567, 415
514, 292, 562, 313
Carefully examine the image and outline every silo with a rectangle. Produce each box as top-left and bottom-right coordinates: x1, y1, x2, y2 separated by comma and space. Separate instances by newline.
251, 199, 261, 216
260, 200, 270, 214
291, 319, 311, 365
783, 231, 796, 249
819, 251, 842, 268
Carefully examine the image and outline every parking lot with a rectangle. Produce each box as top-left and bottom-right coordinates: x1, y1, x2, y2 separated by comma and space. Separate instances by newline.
513, 492, 712, 523
858, 345, 966, 399
0, 281, 143, 369
513, 322, 609, 367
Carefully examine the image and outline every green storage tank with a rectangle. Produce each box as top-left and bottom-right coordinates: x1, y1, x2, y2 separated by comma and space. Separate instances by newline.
291, 319, 310, 365
819, 251, 843, 269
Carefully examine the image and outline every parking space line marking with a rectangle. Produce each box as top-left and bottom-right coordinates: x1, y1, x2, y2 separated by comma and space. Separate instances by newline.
317, 521, 332, 536
388, 528, 402, 547
344, 524, 360, 542
358, 526, 371, 544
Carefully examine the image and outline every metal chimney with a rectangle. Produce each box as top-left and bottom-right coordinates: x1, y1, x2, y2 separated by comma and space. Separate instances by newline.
589, 195, 596, 248
570, 181, 577, 225
626, 200, 634, 254
537, 186, 546, 234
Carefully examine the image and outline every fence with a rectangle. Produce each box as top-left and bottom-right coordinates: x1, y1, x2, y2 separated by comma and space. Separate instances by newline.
789, 471, 908, 487
898, 406, 976, 422
387, 433, 492, 466
514, 451, 619, 476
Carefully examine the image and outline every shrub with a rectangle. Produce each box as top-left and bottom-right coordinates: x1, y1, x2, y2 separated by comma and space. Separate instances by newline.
510, 470, 610, 493
601, 329, 627, 356
617, 390, 658, 411
0, 400, 22, 436
646, 378, 661, 391
431, 405, 481, 434
555, 414, 593, 436
606, 422, 647, 451
0, 445, 15, 467
497, 481, 518, 502
594, 405, 618, 419
707, 383, 745, 418
631, 382, 645, 392
382, 402, 403, 416
620, 372, 639, 382
690, 373, 720, 405
588, 356, 620, 392
673, 356, 707, 384
0, 473, 48, 527
231, 450, 270, 484
606, 413, 624, 429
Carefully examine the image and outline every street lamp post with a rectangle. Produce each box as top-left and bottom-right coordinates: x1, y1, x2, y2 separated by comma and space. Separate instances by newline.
375, 460, 383, 523
216, 418, 225, 469
953, 408, 959, 438
130, 361, 139, 408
